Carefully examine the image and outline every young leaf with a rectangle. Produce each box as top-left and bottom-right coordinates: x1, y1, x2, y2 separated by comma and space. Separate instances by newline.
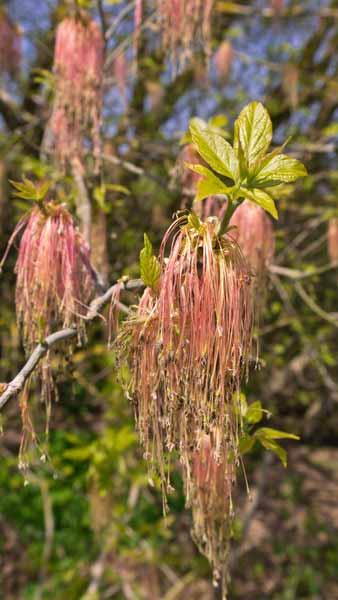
190, 121, 239, 181
188, 165, 232, 201
249, 137, 292, 179
251, 154, 307, 187
245, 401, 263, 424
239, 188, 278, 219
234, 101, 272, 168
140, 234, 161, 291
259, 438, 287, 467
10, 178, 50, 202
187, 211, 202, 232
255, 427, 300, 441
239, 434, 256, 455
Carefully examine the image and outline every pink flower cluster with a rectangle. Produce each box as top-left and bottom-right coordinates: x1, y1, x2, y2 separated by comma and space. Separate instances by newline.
48, 13, 104, 167
115, 215, 254, 582
165, 0, 212, 64
145, 0, 214, 67
15, 203, 95, 351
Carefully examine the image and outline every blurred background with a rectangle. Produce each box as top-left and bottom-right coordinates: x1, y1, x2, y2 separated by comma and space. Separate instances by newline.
0, 1, 337, 598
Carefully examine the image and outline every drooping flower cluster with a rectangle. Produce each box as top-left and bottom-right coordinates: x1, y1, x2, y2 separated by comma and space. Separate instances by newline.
156, 0, 214, 68
183, 429, 235, 588
1, 201, 96, 462
14, 203, 95, 352
229, 200, 275, 277
116, 215, 254, 582
327, 218, 338, 265
47, 12, 104, 167
0, 9, 21, 76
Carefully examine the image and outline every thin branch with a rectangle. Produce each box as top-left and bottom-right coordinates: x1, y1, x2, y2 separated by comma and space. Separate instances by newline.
216, 2, 338, 19
0, 278, 144, 411
294, 282, 338, 328
105, 1, 135, 40
269, 262, 338, 281
101, 153, 168, 189
97, 0, 108, 43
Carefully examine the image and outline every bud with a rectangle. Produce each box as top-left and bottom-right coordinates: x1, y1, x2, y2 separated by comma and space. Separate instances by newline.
47, 12, 104, 167
229, 200, 275, 276
328, 218, 338, 265
0, 9, 21, 76
214, 40, 233, 82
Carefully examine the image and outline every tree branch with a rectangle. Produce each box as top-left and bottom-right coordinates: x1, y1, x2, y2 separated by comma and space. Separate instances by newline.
0, 278, 144, 411
269, 262, 338, 280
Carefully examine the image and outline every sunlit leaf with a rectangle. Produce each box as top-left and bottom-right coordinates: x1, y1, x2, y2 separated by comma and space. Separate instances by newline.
252, 154, 307, 187
239, 188, 278, 219
234, 101, 272, 168
259, 438, 287, 467
190, 121, 239, 180
187, 164, 232, 201
255, 427, 300, 441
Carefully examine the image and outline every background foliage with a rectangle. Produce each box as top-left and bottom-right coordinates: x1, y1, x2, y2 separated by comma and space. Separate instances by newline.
0, 1, 337, 599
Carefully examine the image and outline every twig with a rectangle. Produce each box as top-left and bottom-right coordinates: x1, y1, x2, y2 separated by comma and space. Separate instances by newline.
105, 1, 135, 40
269, 262, 338, 280
216, 2, 338, 19
229, 453, 273, 567
82, 549, 108, 600
101, 153, 167, 189
97, 0, 108, 44
294, 281, 338, 327
0, 278, 144, 411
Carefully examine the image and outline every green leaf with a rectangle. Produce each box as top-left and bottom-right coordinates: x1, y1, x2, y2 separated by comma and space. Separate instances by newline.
245, 401, 263, 424
10, 178, 50, 202
255, 427, 300, 441
259, 438, 287, 467
187, 211, 202, 232
140, 234, 161, 291
187, 164, 232, 201
208, 114, 228, 129
234, 101, 272, 168
190, 121, 239, 181
252, 154, 307, 187
239, 188, 278, 219
239, 434, 256, 455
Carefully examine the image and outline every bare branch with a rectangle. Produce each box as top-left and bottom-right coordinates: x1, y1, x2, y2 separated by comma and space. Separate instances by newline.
101, 153, 167, 189
294, 282, 338, 327
269, 262, 338, 281
0, 278, 144, 411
